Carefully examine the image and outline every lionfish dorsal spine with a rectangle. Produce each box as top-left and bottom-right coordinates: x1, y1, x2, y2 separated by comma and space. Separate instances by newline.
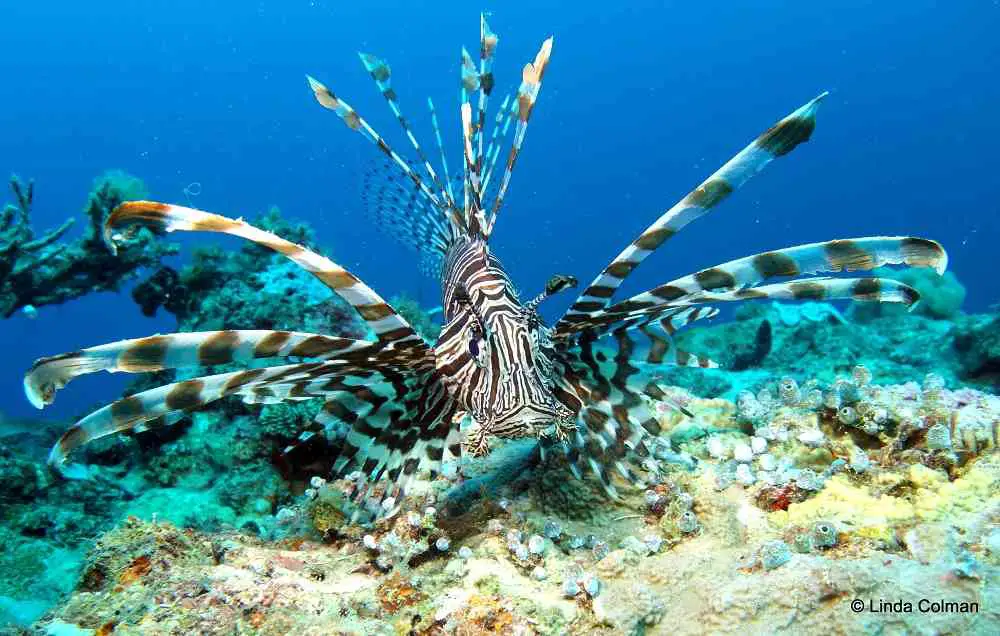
485, 35, 553, 237
482, 93, 514, 192
357, 52, 458, 212
427, 96, 457, 213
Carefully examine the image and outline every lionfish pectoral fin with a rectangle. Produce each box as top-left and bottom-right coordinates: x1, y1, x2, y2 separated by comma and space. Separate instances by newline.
318, 373, 463, 519
594, 237, 947, 318
107, 202, 427, 350
593, 305, 711, 337
559, 93, 828, 328
24, 330, 376, 409
650, 277, 921, 308
45, 359, 400, 474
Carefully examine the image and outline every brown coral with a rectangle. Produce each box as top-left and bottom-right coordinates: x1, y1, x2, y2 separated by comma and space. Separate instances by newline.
377, 572, 425, 613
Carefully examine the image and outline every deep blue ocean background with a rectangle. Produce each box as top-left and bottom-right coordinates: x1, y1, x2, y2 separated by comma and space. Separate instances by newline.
1, 0, 997, 423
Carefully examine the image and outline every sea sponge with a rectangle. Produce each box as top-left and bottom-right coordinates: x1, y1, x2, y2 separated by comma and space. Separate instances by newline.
912, 458, 998, 522
771, 475, 912, 542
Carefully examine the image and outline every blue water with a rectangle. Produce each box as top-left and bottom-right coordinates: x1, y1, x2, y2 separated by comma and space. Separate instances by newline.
1, 0, 997, 421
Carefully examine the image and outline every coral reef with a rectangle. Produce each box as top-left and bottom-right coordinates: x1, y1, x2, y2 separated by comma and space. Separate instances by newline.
954, 313, 1000, 388
8, 360, 1000, 634
670, 295, 983, 398
0, 172, 178, 318
852, 266, 967, 321
28, 421, 999, 634
389, 292, 441, 343
4, 187, 998, 633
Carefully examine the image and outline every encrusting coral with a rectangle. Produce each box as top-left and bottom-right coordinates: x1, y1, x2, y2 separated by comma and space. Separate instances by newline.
0, 172, 177, 318
6, 316, 998, 634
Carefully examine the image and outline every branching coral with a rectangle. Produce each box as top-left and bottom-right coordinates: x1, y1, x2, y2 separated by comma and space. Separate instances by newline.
0, 172, 178, 318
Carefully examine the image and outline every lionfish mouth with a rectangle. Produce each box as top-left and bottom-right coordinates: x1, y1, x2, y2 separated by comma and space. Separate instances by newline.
493, 403, 575, 438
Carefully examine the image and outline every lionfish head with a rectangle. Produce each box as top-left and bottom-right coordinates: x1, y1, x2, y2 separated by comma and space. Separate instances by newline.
468, 309, 574, 439
436, 253, 575, 454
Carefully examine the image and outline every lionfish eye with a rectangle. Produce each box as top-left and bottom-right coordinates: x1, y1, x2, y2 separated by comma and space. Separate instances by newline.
468, 326, 484, 361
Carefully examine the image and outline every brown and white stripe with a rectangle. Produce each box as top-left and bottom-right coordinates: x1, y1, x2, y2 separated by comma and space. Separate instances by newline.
485, 36, 553, 237
24, 330, 377, 409
575, 236, 947, 322
306, 74, 467, 236
483, 93, 516, 191
107, 202, 426, 349
558, 92, 829, 328
357, 52, 457, 213
45, 359, 374, 472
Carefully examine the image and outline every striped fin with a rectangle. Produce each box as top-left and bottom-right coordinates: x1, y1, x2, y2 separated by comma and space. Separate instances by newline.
476, 14, 499, 181
427, 97, 455, 204
461, 101, 487, 235
567, 311, 722, 369
357, 52, 457, 212
45, 361, 348, 473
572, 323, 718, 389
106, 202, 427, 349
544, 394, 664, 496
562, 276, 919, 343
485, 36, 553, 237
556, 305, 717, 340
46, 356, 434, 477
653, 276, 921, 308
360, 381, 458, 505
306, 74, 467, 236
545, 339, 711, 495
599, 237, 947, 317
559, 93, 828, 326
362, 157, 454, 275
628, 324, 719, 369
459, 48, 481, 223
323, 371, 461, 517
24, 330, 377, 409
483, 93, 515, 191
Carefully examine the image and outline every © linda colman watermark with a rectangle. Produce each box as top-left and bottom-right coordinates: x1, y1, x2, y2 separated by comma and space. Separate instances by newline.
851, 598, 980, 614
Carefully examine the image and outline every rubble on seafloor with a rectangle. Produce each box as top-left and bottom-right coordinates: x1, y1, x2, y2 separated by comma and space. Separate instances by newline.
17, 367, 998, 635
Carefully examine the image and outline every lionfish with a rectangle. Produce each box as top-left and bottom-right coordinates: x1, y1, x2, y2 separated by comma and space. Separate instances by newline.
25, 15, 946, 516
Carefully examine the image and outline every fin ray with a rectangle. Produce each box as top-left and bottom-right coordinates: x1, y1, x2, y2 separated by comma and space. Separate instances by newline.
560, 93, 829, 327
